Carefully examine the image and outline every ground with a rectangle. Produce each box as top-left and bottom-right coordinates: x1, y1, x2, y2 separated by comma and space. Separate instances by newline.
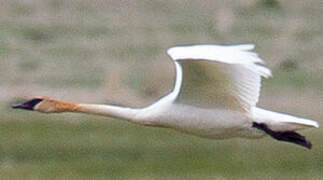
0, 0, 322, 179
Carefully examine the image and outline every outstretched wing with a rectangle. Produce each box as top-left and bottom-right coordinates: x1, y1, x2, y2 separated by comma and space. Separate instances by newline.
167, 44, 272, 112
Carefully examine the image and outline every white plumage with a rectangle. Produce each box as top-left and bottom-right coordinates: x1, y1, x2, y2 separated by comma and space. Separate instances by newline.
142, 44, 318, 140
167, 44, 272, 112
13, 44, 319, 149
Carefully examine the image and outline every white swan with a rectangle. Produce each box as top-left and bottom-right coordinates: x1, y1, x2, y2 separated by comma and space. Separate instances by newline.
13, 44, 319, 149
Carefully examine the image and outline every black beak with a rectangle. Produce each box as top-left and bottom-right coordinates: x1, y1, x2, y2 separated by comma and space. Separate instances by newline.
12, 98, 43, 111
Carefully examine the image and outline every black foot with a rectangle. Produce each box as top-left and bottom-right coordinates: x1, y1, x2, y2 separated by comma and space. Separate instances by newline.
252, 122, 312, 149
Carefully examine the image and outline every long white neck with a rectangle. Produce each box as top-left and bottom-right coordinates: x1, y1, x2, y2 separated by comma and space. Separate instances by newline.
76, 104, 142, 122
35, 98, 154, 125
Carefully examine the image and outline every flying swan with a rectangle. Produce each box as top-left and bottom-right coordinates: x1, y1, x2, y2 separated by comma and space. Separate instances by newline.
13, 44, 319, 149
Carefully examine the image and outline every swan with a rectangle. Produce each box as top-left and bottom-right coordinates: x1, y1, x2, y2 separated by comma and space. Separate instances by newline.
12, 44, 319, 149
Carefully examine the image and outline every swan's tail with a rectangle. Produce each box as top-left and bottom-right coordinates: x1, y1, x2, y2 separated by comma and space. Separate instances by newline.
253, 107, 319, 131
252, 107, 319, 149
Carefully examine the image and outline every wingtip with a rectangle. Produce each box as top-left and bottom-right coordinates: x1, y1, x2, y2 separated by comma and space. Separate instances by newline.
313, 121, 320, 128
253, 64, 272, 78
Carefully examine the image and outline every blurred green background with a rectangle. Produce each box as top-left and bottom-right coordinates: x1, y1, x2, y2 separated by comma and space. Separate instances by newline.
1, 0, 322, 179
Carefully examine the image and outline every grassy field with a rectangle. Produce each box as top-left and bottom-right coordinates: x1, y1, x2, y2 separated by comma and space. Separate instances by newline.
1, 0, 322, 179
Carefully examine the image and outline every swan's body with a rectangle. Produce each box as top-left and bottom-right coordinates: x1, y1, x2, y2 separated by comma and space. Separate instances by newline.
13, 44, 319, 149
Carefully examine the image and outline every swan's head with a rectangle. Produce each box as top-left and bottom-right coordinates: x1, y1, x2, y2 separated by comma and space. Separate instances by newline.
12, 96, 75, 113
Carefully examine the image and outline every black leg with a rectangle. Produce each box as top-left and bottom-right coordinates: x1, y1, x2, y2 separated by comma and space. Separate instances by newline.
252, 122, 312, 149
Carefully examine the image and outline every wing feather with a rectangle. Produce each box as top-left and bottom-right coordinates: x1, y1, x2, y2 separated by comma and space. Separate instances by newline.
167, 44, 272, 112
